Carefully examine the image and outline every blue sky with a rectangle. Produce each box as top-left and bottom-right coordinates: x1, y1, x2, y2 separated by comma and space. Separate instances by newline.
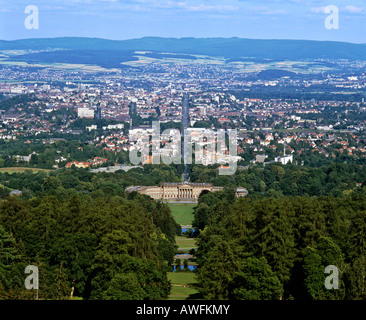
0, 0, 365, 43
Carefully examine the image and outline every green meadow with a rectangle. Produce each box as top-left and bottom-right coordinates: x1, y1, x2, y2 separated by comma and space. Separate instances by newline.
175, 236, 197, 251
167, 203, 196, 226
167, 272, 202, 300
0, 167, 52, 174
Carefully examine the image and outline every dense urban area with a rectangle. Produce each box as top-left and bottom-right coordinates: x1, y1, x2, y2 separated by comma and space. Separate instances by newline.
0, 50, 365, 301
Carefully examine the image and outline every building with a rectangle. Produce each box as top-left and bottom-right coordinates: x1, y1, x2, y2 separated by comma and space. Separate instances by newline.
274, 154, 293, 165
255, 154, 268, 163
274, 142, 293, 165
96, 105, 102, 120
9, 190, 22, 197
86, 125, 98, 131
125, 182, 248, 202
89, 157, 108, 166
13, 152, 37, 163
65, 161, 90, 168
77, 108, 94, 119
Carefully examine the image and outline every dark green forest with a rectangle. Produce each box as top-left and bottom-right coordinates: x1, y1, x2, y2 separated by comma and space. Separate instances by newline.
3, 37, 366, 61
193, 190, 366, 300
0, 186, 179, 300
0, 162, 365, 300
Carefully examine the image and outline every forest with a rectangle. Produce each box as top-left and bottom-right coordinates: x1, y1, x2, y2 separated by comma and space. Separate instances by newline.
0, 162, 365, 300
0, 184, 179, 299
193, 189, 366, 300
0, 161, 365, 199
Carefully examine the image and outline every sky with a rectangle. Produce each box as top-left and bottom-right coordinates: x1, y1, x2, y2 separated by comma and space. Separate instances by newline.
0, 0, 365, 43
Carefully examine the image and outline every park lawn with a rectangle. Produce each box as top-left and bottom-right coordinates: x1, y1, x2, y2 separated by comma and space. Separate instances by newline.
175, 236, 197, 250
167, 203, 196, 225
0, 167, 52, 174
168, 272, 200, 300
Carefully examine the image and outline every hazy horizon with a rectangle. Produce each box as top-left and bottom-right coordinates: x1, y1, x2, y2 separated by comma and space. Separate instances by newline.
1, 1, 366, 43
1, 36, 366, 45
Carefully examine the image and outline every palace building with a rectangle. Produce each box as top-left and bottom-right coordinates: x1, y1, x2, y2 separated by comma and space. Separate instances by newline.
125, 182, 248, 202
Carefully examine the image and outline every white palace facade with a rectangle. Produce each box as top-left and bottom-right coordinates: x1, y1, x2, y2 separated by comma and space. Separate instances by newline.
125, 182, 248, 202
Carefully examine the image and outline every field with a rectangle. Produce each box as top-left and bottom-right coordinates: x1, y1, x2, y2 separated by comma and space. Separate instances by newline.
175, 236, 197, 251
167, 272, 202, 300
0, 167, 52, 174
167, 203, 196, 226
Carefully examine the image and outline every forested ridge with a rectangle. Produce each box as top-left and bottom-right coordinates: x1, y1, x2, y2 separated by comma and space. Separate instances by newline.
0, 162, 365, 300
0, 188, 179, 300
193, 190, 366, 300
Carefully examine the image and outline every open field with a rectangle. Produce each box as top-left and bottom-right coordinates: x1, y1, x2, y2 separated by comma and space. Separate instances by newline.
168, 272, 202, 300
175, 236, 197, 251
0, 59, 121, 73
167, 203, 196, 225
0, 167, 53, 174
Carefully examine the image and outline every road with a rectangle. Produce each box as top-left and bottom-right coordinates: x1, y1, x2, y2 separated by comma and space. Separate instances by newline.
182, 93, 189, 182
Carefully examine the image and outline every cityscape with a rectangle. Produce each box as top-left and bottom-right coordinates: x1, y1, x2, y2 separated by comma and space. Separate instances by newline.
0, 1, 365, 313
1, 60, 366, 171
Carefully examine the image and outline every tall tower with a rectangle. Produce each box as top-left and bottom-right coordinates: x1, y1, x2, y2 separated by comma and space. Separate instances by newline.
96, 104, 102, 120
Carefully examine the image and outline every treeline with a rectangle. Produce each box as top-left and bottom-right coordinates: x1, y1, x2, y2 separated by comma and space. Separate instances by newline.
189, 162, 366, 198
0, 140, 122, 169
0, 162, 365, 200
193, 190, 366, 300
0, 165, 183, 199
10, 50, 139, 69
0, 190, 179, 300
232, 88, 366, 102
0, 94, 37, 112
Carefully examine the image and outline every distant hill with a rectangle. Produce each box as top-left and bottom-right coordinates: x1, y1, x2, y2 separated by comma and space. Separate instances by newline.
2, 37, 366, 69
10, 49, 138, 69
249, 69, 297, 81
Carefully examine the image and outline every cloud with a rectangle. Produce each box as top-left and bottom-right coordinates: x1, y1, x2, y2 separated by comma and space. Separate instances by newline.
187, 4, 238, 12
344, 5, 365, 14
249, 6, 288, 15
310, 6, 329, 14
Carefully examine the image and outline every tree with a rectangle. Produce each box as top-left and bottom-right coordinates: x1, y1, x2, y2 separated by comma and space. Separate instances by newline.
48, 232, 97, 298
49, 264, 70, 300
196, 236, 243, 299
303, 247, 324, 300
252, 198, 297, 295
175, 259, 181, 272
303, 237, 345, 300
0, 225, 24, 298
228, 257, 283, 300
105, 273, 146, 300
90, 253, 170, 300
0, 197, 29, 235
183, 259, 189, 271
42, 176, 61, 192
0, 225, 22, 266
345, 255, 366, 300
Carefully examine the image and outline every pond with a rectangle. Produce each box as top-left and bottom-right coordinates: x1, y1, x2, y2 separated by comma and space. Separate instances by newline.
173, 265, 197, 272
181, 227, 197, 235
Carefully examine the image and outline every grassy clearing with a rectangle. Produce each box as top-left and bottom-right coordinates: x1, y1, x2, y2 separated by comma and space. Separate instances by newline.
175, 236, 197, 250
168, 272, 202, 300
167, 203, 196, 225
0, 167, 52, 174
